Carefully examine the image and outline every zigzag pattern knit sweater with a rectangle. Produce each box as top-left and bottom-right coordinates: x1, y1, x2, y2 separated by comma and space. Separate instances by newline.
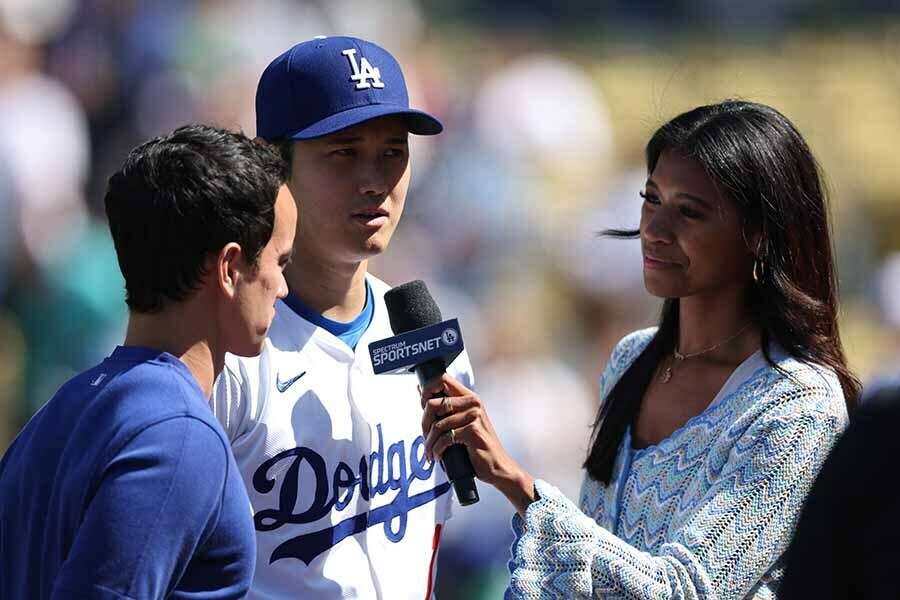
505, 328, 848, 599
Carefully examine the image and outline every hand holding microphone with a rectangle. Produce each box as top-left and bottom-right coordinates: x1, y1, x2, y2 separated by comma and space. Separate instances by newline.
380, 280, 479, 505
419, 373, 536, 516
374, 280, 535, 515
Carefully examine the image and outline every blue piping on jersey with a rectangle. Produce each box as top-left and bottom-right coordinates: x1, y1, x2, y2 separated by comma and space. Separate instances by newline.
282, 280, 374, 350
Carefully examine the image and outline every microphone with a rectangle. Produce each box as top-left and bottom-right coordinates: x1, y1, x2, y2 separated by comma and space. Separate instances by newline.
377, 280, 479, 506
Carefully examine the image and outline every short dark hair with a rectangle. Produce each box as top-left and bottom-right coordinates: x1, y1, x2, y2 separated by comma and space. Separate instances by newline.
105, 124, 287, 313
270, 137, 295, 176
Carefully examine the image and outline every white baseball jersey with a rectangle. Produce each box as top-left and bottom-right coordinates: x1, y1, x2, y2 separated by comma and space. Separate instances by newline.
210, 274, 474, 600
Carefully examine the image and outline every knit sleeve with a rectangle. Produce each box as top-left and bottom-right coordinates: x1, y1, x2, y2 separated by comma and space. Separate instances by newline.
504, 327, 651, 591
598, 328, 656, 403
505, 383, 846, 600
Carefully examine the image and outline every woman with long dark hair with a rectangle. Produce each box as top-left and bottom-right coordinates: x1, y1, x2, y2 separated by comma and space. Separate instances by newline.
420, 100, 858, 598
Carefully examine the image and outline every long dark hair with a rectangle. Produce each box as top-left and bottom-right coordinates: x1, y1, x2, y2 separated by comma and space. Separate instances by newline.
584, 100, 860, 484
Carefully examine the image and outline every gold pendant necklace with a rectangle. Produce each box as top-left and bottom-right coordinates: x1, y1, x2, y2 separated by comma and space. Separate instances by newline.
661, 322, 752, 384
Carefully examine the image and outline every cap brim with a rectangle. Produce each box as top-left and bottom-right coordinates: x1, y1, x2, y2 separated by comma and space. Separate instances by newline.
286, 104, 443, 139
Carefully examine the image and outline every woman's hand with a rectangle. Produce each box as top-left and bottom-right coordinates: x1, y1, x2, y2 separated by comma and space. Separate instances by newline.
420, 373, 537, 516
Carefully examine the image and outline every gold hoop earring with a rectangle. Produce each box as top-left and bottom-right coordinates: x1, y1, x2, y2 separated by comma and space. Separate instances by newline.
752, 256, 765, 284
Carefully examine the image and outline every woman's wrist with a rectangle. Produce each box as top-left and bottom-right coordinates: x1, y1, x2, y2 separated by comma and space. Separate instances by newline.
495, 461, 537, 517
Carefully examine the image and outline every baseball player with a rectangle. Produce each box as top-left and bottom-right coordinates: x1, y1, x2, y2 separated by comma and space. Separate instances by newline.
0, 124, 296, 599
209, 36, 474, 599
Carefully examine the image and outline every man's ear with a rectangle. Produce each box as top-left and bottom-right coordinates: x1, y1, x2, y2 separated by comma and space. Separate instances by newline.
217, 242, 244, 299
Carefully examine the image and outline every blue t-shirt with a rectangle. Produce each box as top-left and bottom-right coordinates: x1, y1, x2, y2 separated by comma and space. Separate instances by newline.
0, 346, 255, 600
282, 280, 374, 350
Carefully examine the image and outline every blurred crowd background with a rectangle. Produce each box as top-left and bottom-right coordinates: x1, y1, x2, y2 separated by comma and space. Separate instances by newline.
2, 0, 900, 597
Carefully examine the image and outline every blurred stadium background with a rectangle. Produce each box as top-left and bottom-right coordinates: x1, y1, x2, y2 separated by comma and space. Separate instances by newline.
1, 0, 899, 597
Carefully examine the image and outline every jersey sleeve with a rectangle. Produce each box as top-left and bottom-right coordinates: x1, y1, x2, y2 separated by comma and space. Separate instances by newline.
50, 416, 233, 600
506, 383, 846, 600
209, 357, 255, 443
447, 349, 475, 390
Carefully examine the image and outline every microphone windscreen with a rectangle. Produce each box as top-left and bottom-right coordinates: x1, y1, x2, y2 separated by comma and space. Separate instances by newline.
384, 280, 443, 334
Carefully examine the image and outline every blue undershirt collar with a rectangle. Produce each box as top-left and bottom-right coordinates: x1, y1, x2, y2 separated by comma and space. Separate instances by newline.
282, 280, 374, 350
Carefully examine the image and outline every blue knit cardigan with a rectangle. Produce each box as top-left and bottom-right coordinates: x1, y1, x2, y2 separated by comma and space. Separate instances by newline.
506, 328, 849, 599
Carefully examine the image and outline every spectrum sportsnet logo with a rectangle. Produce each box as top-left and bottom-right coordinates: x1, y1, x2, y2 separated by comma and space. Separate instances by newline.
368, 318, 465, 375
371, 333, 445, 368
251, 424, 450, 565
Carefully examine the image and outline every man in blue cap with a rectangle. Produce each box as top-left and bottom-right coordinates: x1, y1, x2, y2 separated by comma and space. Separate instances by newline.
210, 36, 474, 598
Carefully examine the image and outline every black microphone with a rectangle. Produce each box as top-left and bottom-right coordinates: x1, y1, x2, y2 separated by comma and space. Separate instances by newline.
383, 280, 479, 506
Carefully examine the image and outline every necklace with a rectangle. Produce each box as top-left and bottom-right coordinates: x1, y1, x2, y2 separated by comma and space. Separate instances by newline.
661, 322, 752, 384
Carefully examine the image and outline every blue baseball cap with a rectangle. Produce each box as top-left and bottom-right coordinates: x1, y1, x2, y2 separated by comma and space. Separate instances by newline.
256, 36, 443, 140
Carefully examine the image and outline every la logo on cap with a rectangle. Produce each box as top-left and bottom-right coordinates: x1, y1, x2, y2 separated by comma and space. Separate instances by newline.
342, 48, 385, 90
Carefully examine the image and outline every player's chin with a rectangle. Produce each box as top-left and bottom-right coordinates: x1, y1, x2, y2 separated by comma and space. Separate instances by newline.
358, 230, 395, 256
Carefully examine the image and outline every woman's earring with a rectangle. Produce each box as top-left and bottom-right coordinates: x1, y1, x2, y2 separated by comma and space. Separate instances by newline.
752, 256, 765, 284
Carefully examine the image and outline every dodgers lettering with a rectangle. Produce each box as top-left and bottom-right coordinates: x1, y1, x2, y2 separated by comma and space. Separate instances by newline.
251, 424, 450, 565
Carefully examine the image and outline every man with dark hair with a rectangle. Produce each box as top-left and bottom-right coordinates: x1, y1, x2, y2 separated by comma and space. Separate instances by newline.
210, 36, 473, 599
0, 124, 297, 600
781, 376, 900, 599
